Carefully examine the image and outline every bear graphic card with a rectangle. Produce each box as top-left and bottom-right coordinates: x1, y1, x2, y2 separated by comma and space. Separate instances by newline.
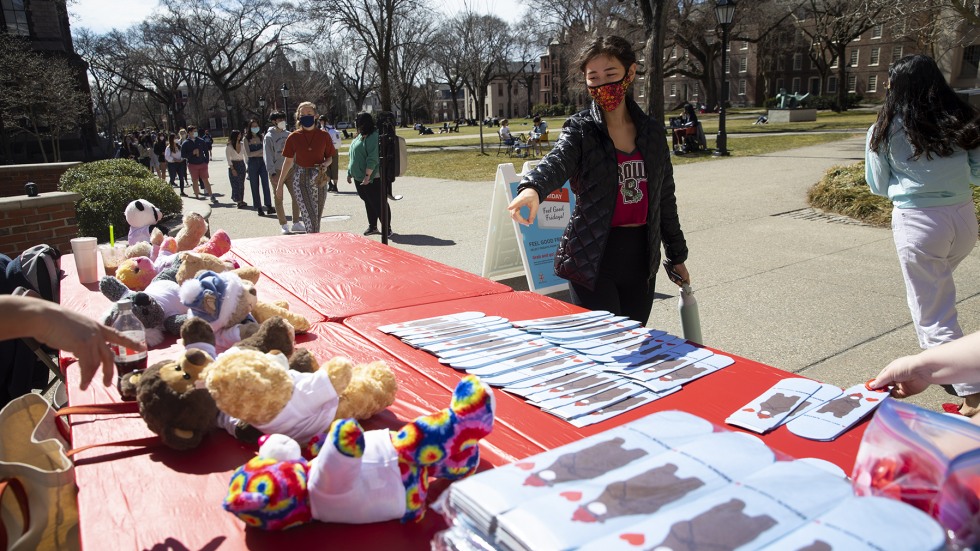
438, 336, 546, 365
422, 327, 531, 356
564, 328, 667, 352
443, 339, 553, 370
578, 460, 853, 551
464, 347, 575, 378
511, 310, 613, 330
385, 314, 504, 338
586, 335, 687, 364
445, 411, 714, 538
545, 382, 651, 420
568, 387, 682, 428
776, 383, 844, 427
522, 314, 629, 334
726, 378, 824, 434
476, 354, 594, 387
494, 432, 776, 551
376, 311, 486, 333
786, 383, 889, 441
505, 367, 608, 394
401, 319, 513, 347
615, 347, 716, 381
541, 319, 644, 343
757, 495, 945, 551
522, 370, 622, 402
636, 353, 736, 393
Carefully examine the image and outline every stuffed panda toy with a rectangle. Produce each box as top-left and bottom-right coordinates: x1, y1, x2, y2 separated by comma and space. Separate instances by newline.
125, 199, 165, 245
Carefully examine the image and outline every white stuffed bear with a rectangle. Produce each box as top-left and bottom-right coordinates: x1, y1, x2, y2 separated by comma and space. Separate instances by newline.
125, 199, 164, 245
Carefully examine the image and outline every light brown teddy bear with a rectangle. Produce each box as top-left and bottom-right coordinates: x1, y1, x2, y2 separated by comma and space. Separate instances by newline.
204, 347, 397, 446
176, 251, 261, 286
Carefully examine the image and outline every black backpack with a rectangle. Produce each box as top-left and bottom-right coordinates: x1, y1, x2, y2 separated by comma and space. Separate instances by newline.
0, 244, 64, 406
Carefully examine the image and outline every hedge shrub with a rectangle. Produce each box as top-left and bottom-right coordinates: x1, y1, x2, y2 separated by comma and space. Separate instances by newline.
808, 161, 980, 231
58, 159, 181, 243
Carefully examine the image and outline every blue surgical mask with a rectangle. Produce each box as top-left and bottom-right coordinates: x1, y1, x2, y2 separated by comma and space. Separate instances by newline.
251, 126, 260, 134
191, 132, 198, 139
299, 115, 315, 128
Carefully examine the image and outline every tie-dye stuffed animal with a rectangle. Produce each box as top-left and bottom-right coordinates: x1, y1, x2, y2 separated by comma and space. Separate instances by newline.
222, 375, 495, 527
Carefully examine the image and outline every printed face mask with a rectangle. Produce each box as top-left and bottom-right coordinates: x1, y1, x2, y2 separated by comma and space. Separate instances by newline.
588, 74, 634, 112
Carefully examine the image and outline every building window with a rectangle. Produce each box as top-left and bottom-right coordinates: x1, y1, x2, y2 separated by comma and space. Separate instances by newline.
671, 46, 677, 58
849, 49, 859, 67
867, 74, 878, 92
739, 57, 747, 73
669, 83, 677, 96
741, 41, 749, 50
870, 47, 880, 66
793, 53, 803, 70
847, 74, 857, 92
497, 83, 503, 96
775, 78, 784, 93
827, 76, 838, 93
738, 79, 746, 96
2, 0, 29, 36
725, 56, 731, 73
892, 46, 903, 63
961, 45, 980, 79
830, 55, 838, 68
776, 56, 784, 70
872, 24, 883, 38
693, 82, 700, 97
792, 77, 801, 92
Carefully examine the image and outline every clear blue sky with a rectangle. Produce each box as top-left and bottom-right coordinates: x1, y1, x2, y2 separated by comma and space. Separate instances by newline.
69, 0, 527, 34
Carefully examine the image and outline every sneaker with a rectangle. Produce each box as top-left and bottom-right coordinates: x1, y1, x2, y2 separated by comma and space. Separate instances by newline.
256, 208, 265, 216
363, 227, 380, 236
210, 194, 218, 203
387, 193, 403, 201
280, 223, 290, 235
290, 221, 306, 233
237, 202, 247, 209
266, 206, 276, 215
387, 228, 394, 238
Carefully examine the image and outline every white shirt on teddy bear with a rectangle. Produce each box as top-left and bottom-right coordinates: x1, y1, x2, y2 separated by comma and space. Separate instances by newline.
253, 369, 339, 445
307, 429, 406, 524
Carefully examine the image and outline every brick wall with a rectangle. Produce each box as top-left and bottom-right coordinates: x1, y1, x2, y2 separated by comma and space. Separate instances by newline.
0, 192, 81, 258
0, 162, 80, 198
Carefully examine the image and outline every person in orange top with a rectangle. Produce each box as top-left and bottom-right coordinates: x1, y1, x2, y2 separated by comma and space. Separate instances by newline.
275, 101, 336, 234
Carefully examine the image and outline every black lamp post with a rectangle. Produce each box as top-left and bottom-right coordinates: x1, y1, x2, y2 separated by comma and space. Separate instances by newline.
258, 96, 267, 125
714, 0, 736, 157
280, 84, 290, 125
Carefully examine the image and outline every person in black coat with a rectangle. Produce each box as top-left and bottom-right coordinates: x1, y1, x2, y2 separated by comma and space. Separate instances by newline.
507, 35, 690, 325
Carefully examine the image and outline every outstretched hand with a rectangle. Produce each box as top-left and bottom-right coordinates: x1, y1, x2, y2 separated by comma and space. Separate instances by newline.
507, 188, 540, 225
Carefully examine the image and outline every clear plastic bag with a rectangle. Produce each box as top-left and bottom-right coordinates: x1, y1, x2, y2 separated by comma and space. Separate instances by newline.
852, 399, 980, 549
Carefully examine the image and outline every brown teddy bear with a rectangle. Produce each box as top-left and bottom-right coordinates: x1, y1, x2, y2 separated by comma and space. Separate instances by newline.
136, 348, 218, 450
204, 319, 398, 446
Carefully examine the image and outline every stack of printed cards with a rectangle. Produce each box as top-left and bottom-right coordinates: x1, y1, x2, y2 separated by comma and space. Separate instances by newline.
726, 380, 889, 440
379, 311, 735, 427
441, 411, 943, 551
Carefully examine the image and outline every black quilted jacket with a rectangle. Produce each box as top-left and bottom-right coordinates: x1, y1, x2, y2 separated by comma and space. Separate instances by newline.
517, 97, 688, 291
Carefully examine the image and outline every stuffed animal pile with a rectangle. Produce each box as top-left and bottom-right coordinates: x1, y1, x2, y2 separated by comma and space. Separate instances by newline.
222, 374, 495, 527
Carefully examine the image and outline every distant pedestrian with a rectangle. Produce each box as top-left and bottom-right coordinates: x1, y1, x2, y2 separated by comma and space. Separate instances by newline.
226, 129, 247, 209
275, 102, 335, 234
245, 119, 274, 217
265, 111, 302, 233
180, 125, 215, 201
347, 111, 390, 237
165, 133, 187, 195
152, 133, 167, 179
866, 54, 980, 416
321, 115, 341, 197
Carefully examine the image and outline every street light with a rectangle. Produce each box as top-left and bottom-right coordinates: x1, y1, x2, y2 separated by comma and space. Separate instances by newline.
259, 96, 267, 124
714, 0, 736, 157
280, 84, 290, 125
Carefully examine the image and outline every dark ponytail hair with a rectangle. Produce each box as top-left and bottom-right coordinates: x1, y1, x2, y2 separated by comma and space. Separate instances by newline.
575, 35, 637, 73
355, 112, 376, 137
870, 54, 980, 159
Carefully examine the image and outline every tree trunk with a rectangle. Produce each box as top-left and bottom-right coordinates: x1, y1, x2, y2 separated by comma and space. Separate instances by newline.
642, 0, 668, 121
835, 43, 848, 112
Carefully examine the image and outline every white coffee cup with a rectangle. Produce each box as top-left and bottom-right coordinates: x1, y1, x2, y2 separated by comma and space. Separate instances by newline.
70, 237, 98, 284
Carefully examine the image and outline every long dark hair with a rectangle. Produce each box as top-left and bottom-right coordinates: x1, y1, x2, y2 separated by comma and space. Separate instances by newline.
870, 54, 980, 159
245, 119, 262, 141
168, 133, 179, 153
355, 112, 376, 137
229, 129, 242, 152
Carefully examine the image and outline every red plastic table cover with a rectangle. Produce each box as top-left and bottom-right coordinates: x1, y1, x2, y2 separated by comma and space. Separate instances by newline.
344, 292, 867, 470
63, 321, 458, 551
230, 233, 512, 321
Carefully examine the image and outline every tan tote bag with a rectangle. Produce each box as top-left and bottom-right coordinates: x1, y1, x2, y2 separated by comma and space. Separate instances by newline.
0, 393, 77, 551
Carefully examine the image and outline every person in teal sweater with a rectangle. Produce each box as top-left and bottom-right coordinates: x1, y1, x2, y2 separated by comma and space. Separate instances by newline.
347, 112, 391, 236
865, 54, 980, 416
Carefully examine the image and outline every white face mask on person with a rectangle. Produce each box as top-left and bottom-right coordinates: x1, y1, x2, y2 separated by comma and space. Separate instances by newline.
277, 121, 286, 130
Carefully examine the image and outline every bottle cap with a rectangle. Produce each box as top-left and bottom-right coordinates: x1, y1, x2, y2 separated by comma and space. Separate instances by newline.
117, 298, 133, 310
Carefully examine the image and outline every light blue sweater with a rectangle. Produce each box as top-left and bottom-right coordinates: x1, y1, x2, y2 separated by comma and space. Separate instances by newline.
865, 119, 980, 209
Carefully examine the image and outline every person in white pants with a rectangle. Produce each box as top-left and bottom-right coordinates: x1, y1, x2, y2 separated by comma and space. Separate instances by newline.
865, 54, 980, 416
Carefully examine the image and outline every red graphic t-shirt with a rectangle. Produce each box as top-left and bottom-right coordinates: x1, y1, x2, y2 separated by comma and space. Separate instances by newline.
611, 149, 648, 227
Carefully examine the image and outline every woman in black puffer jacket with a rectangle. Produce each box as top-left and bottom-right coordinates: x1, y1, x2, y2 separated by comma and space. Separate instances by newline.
508, 35, 690, 325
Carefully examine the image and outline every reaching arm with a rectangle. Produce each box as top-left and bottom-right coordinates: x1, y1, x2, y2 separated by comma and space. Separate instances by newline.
870, 330, 980, 398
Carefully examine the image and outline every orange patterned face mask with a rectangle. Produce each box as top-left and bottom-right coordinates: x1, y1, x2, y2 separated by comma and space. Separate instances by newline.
588, 74, 634, 112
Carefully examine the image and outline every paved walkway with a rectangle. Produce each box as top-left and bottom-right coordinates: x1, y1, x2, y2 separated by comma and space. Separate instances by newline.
204, 136, 979, 413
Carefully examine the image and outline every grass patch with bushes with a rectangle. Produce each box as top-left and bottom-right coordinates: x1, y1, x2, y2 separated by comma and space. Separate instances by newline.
59, 159, 182, 242
808, 161, 980, 228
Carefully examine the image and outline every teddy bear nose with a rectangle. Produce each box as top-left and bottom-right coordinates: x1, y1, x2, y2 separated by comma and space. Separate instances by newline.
133, 293, 150, 307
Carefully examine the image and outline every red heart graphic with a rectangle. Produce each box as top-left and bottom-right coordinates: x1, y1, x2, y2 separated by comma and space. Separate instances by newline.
515, 462, 535, 471
559, 491, 582, 501
866, 397, 879, 402
742, 408, 754, 412
620, 533, 645, 546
